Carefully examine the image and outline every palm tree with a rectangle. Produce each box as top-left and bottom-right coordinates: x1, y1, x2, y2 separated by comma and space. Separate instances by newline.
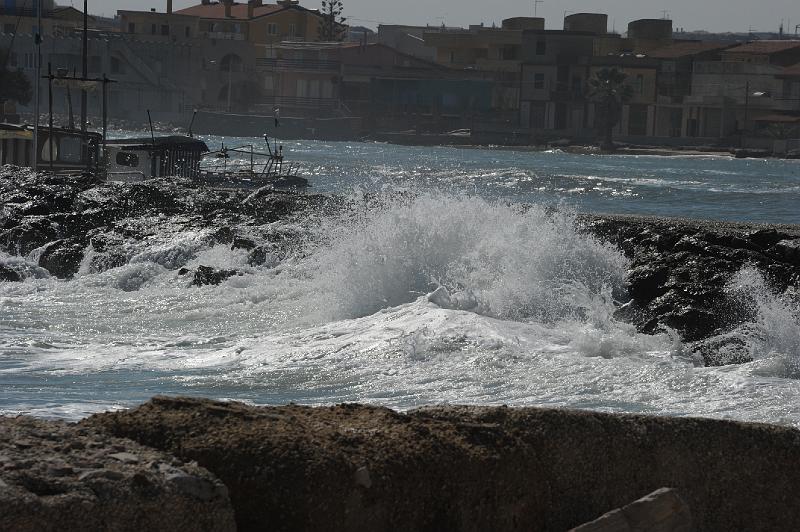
588, 68, 633, 152
0, 47, 32, 107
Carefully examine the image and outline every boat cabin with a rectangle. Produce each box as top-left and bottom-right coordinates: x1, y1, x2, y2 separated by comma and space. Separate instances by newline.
105, 136, 209, 182
0, 123, 102, 174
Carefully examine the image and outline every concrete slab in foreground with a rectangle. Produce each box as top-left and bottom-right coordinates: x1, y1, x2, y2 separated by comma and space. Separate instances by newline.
0, 415, 235, 532
83, 397, 800, 532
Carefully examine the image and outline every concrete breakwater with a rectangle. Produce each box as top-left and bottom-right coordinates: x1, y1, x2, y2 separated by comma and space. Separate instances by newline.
3, 397, 800, 531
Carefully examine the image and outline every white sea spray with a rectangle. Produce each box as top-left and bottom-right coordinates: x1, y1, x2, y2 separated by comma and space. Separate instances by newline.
723, 267, 800, 378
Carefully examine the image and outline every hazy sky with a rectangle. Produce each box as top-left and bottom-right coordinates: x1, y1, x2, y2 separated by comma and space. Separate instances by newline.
83, 0, 799, 34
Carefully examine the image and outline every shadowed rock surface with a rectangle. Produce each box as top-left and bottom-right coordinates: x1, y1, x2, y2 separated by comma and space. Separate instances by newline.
582, 214, 800, 361
85, 396, 800, 532
570, 488, 691, 532
0, 167, 333, 281
0, 415, 235, 532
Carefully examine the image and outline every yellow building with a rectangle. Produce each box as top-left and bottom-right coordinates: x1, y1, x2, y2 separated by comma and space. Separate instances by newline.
423, 18, 544, 73
0, 2, 94, 38
174, 0, 330, 48
118, 4, 200, 42
118, 1, 339, 49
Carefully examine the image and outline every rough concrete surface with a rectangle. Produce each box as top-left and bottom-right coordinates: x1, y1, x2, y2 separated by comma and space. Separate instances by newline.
85, 396, 800, 532
0, 415, 236, 532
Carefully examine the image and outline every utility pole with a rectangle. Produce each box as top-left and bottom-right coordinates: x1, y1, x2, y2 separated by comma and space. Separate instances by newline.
33, 0, 42, 171
81, 0, 88, 133
227, 58, 233, 113
744, 80, 750, 132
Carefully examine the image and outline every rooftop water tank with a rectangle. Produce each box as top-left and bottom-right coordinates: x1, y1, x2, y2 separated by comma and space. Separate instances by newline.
501, 17, 545, 31
627, 19, 673, 40
563, 13, 608, 34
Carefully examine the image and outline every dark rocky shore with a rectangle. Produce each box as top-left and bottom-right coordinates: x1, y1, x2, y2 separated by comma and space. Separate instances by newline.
583, 214, 800, 364
3, 396, 800, 531
2, 167, 799, 358
0, 166, 335, 283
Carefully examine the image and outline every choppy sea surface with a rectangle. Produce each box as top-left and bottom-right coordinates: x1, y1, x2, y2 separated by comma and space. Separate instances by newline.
2, 135, 800, 424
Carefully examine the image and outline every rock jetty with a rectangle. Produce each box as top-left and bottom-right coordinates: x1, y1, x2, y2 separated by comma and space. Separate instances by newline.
2, 168, 800, 360
0, 167, 332, 281
583, 214, 800, 363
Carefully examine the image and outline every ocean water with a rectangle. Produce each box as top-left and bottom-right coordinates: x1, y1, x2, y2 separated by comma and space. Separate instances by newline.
2, 137, 800, 425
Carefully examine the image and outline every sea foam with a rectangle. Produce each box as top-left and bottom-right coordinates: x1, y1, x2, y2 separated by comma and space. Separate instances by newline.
298, 193, 629, 324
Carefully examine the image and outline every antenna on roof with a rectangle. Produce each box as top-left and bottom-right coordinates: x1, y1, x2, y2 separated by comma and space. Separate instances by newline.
661, 10, 670, 20
147, 110, 156, 146
533, 0, 544, 17
187, 109, 198, 138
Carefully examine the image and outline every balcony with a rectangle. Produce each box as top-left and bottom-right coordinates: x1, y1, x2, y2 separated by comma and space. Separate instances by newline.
256, 96, 340, 112
0, 7, 50, 17
550, 89, 585, 102
256, 57, 340, 73
475, 58, 522, 72
206, 32, 245, 41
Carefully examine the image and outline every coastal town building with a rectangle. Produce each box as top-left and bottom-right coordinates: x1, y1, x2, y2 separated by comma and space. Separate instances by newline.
685, 41, 800, 139
0, 0, 92, 37
516, 14, 665, 140
247, 41, 495, 134
519, 28, 596, 133
377, 25, 437, 61
2, 1, 799, 150
649, 42, 733, 138
1, 29, 204, 122
120, 0, 333, 46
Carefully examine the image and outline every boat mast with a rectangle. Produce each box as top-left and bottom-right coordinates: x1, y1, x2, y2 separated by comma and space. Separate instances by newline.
33, 0, 42, 172
80, 0, 88, 134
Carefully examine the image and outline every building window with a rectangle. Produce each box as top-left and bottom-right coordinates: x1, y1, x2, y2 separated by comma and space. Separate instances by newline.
128, 22, 135, 33
161, 25, 169, 36
111, 56, 125, 74
116, 152, 139, 167
536, 40, 546, 55
629, 104, 648, 136
151, 24, 157, 35
534, 73, 545, 90
60, 137, 82, 163
288, 23, 296, 36
635, 74, 644, 94
185, 26, 191, 38
267, 23, 278, 35
3, 24, 15, 35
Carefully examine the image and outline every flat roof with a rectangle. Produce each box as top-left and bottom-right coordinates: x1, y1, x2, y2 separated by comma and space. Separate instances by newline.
176, 2, 285, 20
648, 41, 733, 59
724, 40, 800, 55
